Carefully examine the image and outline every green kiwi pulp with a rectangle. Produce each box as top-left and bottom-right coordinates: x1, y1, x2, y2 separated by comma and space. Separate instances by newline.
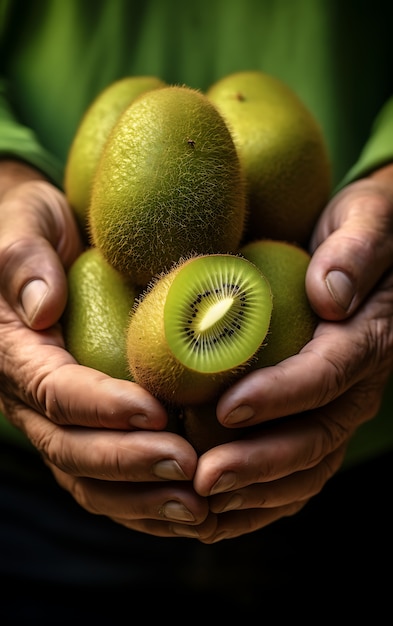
127, 253, 273, 406
164, 254, 271, 373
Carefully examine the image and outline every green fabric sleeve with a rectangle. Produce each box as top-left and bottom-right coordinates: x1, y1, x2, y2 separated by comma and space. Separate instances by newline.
338, 96, 393, 467
0, 76, 62, 449
0, 79, 63, 186
333, 97, 393, 466
338, 96, 393, 189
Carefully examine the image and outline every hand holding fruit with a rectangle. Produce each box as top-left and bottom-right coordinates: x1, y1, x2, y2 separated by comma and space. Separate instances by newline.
190, 165, 393, 541
1, 69, 393, 541
0, 160, 217, 539
63, 73, 331, 450
197, 271, 393, 533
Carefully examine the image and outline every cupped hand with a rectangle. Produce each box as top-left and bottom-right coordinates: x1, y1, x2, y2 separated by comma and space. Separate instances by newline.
0, 170, 215, 538
4, 392, 213, 538
191, 166, 393, 543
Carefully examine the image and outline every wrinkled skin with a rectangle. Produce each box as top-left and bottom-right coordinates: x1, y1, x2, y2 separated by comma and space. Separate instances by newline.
1, 159, 393, 543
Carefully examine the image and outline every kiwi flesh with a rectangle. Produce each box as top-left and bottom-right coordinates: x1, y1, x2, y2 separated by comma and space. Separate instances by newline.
127, 253, 273, 406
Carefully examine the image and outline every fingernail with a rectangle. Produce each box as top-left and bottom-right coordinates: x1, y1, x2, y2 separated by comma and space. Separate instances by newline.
325, 270, 355, 311
152, 459, 187, 481
159, 501, 195, 522
224, 405, 254, 424
21, 279, 48, 323
129, 414, 149, 429
220, 494, 244, 512
210, 471, 237, 495
172, 525, 200, 538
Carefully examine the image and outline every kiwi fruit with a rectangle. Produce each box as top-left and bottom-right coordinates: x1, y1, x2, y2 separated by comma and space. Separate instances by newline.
126, 253, 273, 406
240, 239, 318, 367
89, 85, 248, 286
64, 75, 166, 235
63, 246, 138, 380
207, 70, 331, 245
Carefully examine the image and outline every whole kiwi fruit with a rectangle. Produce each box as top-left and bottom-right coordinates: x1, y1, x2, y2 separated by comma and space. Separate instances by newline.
240, 238, 318, 367
126, 253, 273, 406
89, 85, 248, 286
207, 70, 331, 246
63, 246, 137, 380
64, 75, 166, 234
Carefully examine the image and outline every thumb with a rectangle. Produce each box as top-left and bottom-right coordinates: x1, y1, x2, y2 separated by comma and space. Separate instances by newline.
306, 176, 393, 321
0, 180, 83, 329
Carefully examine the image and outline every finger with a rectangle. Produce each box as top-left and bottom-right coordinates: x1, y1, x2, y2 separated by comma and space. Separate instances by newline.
216, 285, 393, 427
47, 446, 218, 539
0, 307, 169, 430
43, 364, 172, 430
194, 386, 378, 497
112, 512, 218, 539
215, 342, 346, 426
1, 239, 70, 329
209, 447, 345, 513
44, 428, 198, 480
0, 181, 82, 328
197, 501, 306, 543
50, 465, 209, 521
5, 351, 170, 432
6, 399, 187, 473
308, 179, 393, 320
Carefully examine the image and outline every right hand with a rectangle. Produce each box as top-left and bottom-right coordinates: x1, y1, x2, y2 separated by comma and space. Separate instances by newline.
0, 164, 214, 538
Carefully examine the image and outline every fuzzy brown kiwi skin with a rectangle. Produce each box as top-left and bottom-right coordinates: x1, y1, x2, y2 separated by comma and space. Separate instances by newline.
89, 86, 248, 286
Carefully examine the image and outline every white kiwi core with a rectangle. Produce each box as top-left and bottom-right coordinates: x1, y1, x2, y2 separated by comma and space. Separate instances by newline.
198, 297, 234, 331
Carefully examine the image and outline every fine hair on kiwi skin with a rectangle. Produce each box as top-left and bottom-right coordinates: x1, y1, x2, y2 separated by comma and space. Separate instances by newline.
126, 252, 273, 407
240, 238, 319, 368
88, 85, 248, 286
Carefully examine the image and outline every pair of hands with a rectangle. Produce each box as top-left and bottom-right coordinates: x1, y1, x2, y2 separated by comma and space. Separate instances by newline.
1, 159, 393, 543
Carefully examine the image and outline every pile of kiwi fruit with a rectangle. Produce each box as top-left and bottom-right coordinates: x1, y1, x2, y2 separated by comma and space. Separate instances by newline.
63, 71, 331, 454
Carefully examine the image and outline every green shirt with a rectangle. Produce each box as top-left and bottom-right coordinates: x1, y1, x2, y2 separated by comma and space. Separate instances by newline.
1, 0, 393, 466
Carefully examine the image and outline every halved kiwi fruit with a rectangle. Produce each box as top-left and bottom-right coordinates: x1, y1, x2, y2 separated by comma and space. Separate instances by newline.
127, 253, 273, 406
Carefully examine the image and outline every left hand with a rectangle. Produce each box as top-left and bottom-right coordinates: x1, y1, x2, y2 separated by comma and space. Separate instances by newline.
191, 166, 393, 542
